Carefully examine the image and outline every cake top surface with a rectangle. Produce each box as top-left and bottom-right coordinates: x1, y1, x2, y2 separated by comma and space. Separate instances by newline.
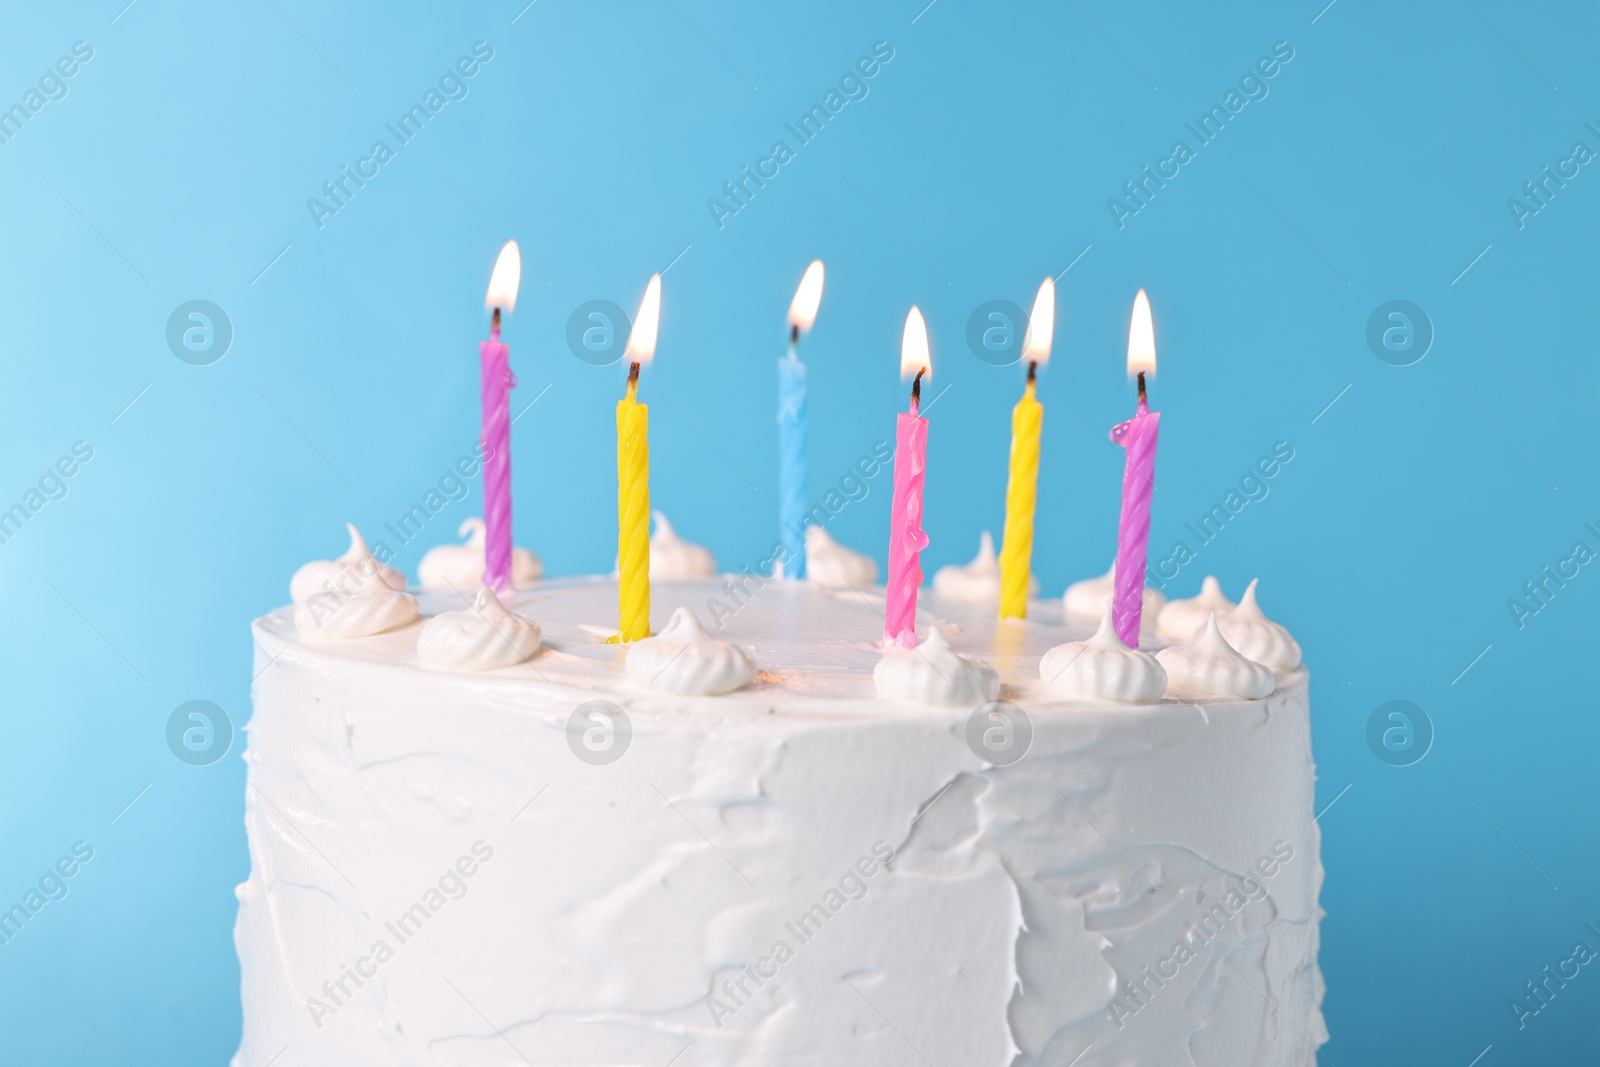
256, 575, 1308, 721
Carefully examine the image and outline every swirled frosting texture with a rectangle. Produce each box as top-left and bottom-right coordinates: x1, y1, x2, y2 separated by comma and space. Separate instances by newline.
1217, 579, 1303, 671
1158, 574, 1236, 643
873, 626, 1000, 706
1157, 613, 1276, 699
625, 607, 755, 695
932, 531, 1037, 601
650, 512, 717, 581
417, 587, 542, 672
804, 525, 877, 588
294, 586, 419, 641
1039, 611, 1166, 703
289, 524, 406, 604
418, 518, 542, 591
1063, 561, 1165, 641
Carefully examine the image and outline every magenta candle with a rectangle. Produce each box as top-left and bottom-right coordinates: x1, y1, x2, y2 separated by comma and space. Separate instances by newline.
479, 242, 522, 598
1110, 289, 1159, 646
884, 307, 932, 649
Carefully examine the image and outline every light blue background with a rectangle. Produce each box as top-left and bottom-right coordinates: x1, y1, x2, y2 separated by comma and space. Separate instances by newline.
1, 1, 1595, 1063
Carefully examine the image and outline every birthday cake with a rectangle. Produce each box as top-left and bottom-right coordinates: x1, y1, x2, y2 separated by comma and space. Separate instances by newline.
232, 523, 1326, 1067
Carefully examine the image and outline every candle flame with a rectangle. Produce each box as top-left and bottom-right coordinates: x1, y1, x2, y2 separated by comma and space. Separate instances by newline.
788, 260, 825, 332
900, 306, 931, 380
485, 241, 521, 312
1127, 288, 1156, 376
1021, 277, 1055, 365
625, 274, 662, 365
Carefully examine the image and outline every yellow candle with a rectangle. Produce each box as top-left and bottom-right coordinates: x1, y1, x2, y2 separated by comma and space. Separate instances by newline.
616, 373, 651, 642
999, 277, 1054, 620
613, 273, 662, 644
999, 379, 1042, 618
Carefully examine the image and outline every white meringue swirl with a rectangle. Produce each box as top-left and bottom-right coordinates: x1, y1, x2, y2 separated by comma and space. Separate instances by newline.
417, 587, 543, 672
417, 518, 542, 591
1216, 579, 1302, 671
649, 512, 717, 580
933, 531, 1038, 601
290, 524, 407, 604
804, 525, 878, 588
1063, 560, 1166, 640
1156, 613, 1276, 700
873, 626, 1000, 707
625, 607, 755, 695
1038, 611, 1166, 704
294, 587, 420, 641
1157, 574, 1236, 643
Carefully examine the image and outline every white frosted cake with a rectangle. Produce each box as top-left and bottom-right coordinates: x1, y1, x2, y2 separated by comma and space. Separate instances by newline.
234, 535, 1326, 1066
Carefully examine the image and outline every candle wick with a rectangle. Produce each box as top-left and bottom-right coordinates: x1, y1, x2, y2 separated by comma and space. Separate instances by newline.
1027, 361, 1037, 384
1137, 371, 1147, 404
627, 360, 641, 400
789, 323, 800, 346
911, 368, 925, 406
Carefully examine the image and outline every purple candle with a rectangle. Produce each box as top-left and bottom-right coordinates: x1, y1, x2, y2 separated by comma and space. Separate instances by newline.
1110, 289, 1159, 647
480, 241, 521, 598
884, 307, 931, 649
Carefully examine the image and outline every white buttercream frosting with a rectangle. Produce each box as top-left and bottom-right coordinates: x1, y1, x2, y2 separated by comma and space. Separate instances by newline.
1063, 560, 1166, 640
416, 587, 542, 672
649, 512, 717, 580
293, 584, 419, 642
1157, 613, 1277, 699
239, 576, 1324, 1067
1157, 574, 1236, 643
932, 530, 1038, 600
873, 626, 1000, 706
289, 523, 406, 604
625, 606, 755, 695
1217, 579, 1303, 671
805, 525, 878, 588
1038, 610, 1166, 703
417, 518, 542, 591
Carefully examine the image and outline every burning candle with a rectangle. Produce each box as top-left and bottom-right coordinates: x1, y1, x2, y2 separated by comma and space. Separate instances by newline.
480, 241, 521, 598
779, 260, 824, 580
884, 307, 932, 649
998, 278, 1054, 620
1110, 289, 1160, 647
614, 274, 661, 644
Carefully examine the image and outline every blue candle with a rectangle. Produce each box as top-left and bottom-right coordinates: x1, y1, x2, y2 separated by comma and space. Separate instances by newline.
780, 261, 824, 580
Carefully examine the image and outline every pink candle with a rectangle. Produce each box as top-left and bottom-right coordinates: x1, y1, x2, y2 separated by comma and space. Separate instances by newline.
1111, 289, 1159, 647
480, 242, 521, 598
884, 307, 932, 649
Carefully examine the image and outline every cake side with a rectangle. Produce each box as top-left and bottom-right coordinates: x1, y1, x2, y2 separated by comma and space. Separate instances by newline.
233, 579, 1324, 1066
